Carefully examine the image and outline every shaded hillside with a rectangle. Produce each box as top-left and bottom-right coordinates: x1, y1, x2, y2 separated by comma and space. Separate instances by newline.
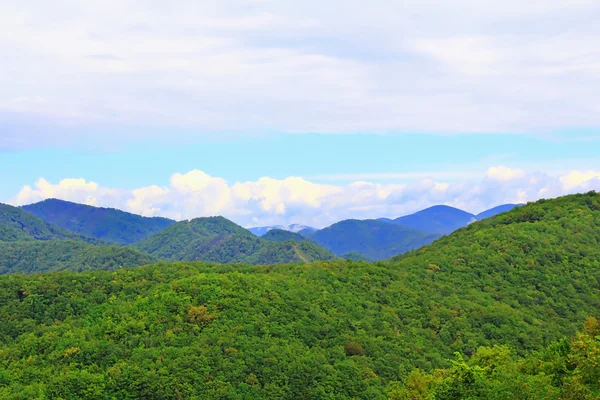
261, 229, 305, 242
0, 203, 100, 244
390, 205, 476, 235
0, 193, 599, 398
476, 203, 522, 220
22, 199, 175, 245
310, 219, 441, 260
134, 216, 335, 264
0, 240, 157, 274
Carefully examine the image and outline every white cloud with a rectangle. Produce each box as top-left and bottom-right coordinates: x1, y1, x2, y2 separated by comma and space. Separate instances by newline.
10, 166, 600, 228
1, 0, 600, 149
560, 170, 600, 190
486, 166, 526, 181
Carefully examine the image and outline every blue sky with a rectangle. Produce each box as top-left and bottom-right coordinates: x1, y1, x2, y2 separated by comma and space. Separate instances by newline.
2, 132, 599, 198
2, 1, 600, 227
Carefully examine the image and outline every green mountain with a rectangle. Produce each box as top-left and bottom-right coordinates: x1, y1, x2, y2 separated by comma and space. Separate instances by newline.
134, 216, 336, 264
310, 219, 441, 260
0, 192, 599, 398
261, 229, 306, 242
0, 202, 156, 274
0, 203, 100, 244
21, 199, 176, 245
0, 240, 157, 274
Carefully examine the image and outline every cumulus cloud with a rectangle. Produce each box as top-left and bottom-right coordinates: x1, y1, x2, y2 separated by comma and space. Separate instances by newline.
1, 0, 600, 149
10, 166, 600, 228
486, 166, 525, 181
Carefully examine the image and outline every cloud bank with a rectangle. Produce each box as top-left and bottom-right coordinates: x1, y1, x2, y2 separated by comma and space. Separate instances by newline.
2, 0, 600, 149
11, 167, 600, 228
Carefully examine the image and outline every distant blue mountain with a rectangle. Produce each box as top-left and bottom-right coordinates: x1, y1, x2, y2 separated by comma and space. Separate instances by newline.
21, 199, 176, 245
310, 219, 441, 261
476, 204, 523, 220
390, 205, 476, 235
381, 203, 525, 236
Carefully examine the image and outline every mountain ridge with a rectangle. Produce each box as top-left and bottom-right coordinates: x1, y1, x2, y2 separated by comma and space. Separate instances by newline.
21, 198, 176, 245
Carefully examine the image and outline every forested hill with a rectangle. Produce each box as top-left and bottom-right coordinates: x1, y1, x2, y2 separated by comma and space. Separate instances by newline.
0, 193, 598, 398
387, 191, 600, 350
21, 198, 176, 245
0, 240, 157, 274
0, 203, 100, 244
261, 229, 306, 242
133, 216, 336, 264
310, 219, 441, 260
0, 203, 156, 274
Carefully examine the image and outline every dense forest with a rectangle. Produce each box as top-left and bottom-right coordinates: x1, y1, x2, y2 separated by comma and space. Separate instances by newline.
261, 229, 306, 243
0, 192, 598, 399
0, 240, 157, 274
22, 199, 176, 245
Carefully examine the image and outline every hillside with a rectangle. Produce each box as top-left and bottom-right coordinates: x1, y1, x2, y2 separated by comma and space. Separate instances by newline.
0, 192, 598, 398
389, 205, 476, 235
21, 198, 176, 245
0, 240, 157, 274
310, 219, 441, 260
388, 191, 600, 352
134, 216, 336, 264
0, 203, 100, 244
261, 229, 306, 242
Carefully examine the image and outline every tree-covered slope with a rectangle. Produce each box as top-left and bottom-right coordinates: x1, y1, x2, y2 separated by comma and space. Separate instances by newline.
134, 216, 335, 264
261, 229, 305, 242
390, 205, 476, 235
0, 203, 100, 244
0, 240, 157, 274
21, 199, 175, 245
387, 191, 600, 352
0, 192, 599, 398
310, 219, 441, 260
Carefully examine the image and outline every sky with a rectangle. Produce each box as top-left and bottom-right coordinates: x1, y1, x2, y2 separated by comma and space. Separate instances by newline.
1, 0, 600, 228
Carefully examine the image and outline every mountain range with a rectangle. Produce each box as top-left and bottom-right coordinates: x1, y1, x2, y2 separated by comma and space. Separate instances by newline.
0, 203, 157, 274
1, 192, 598, 398
0, 198, 525, 272
133, 216, 336, 264
21, 198, 176, 245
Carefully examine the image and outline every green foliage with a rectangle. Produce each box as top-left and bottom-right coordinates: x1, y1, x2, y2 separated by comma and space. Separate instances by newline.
0, 240, 157, 274
388, 191, 600, 354
261, 229, 305, 242
21, 198, 176, 245
0, 203, 100, 244
134, 216, 336, 264
0, 192, 598, 398
388, 321, 599, 399
311, 219, 441, 260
